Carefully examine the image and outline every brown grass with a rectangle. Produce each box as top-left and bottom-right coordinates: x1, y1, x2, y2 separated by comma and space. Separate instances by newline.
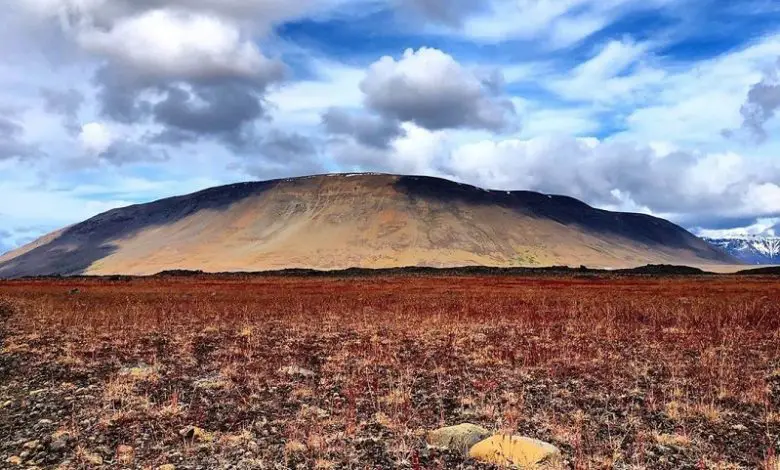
0, 274, 778, 468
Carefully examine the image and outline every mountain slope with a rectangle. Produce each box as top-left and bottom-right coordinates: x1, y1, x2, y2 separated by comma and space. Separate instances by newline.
0, 174, 737, 276
704, 237, 780, 265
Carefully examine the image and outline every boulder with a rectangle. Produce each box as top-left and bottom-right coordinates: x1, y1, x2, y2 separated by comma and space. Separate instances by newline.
468, 434, 561, 468
426, 423, 491, 456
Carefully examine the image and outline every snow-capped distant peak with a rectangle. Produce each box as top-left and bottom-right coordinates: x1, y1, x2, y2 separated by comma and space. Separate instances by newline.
703, 236, 780, 265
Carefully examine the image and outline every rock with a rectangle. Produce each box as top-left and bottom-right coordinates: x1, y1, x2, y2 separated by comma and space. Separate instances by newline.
157, 465, 176, 470
37, 419, 53, 426
0, 400, 12, 409
426, 423, 492, 456
117, 444, 134, 464
23, 440, 40, 449
468, 434, 561, 468
299, 405, 329, 419
82, 451, 103, 465
6, 456, 22, 465
279, 366, 316, 378
50, 439, 68, 452
179, 426, 213, 442
96, 445, 112, 457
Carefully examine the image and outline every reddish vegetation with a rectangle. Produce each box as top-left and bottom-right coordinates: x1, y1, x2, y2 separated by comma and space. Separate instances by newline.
0, 274, 779, 468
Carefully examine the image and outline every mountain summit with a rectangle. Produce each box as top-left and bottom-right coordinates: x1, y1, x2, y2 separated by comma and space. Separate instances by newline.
0, 174, 737, 276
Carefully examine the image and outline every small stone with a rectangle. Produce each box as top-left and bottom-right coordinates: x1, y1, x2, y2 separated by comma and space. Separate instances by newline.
299, 405, 329, 419
278, 365, 316, 378
50, 439, 68, 452
468, 434, 561, 468
82, 451, 103, 465
96, 445, 112, 456
426, 423, 492, 456
157, 465, 175, 470
23, 440, 40, 449
117, 444, 134, 464
6, 456, 22, 465
0, 400, 12, 409
178, 426, 213, 442
19, 451, 30, 459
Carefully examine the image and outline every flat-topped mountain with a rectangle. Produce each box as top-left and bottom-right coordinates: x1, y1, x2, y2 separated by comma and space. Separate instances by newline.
0, 174, 737, 276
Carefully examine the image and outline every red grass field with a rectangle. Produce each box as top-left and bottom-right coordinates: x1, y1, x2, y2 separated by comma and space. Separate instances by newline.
1, 274, 779, 468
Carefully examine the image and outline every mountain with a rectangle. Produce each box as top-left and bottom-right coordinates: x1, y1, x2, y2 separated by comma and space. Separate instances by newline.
703, 236, 780, 265
0, 174, 738, 277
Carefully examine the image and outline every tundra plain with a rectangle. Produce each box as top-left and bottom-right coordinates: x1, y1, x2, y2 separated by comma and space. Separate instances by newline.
0, 274, 779, 469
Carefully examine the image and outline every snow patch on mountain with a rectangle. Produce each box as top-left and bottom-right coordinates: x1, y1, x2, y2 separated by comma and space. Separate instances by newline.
703, 236, 780, 265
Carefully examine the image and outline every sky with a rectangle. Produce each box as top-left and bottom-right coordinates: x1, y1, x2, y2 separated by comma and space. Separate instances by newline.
2, 0, 780, 253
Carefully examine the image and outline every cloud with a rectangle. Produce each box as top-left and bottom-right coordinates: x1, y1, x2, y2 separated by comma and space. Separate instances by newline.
601, 35, 780, 147
0, 229, 12, 255
548, 39, 665, 104
40, 88, 84, 134
78, 122, 168, 165
399, 0, 485, 26
79, 122, 115, 155
322, 108, 405, 149
327, 122, 447, 175
18, 1, 294, 154
417, 0, 673, 47
76, 9, 285, 82
0, 115, 39, 161
150, 82, 269, 149
360, 48, 516, 132
77, 9, 287, 146
727, 58, 780, 143
439, 135, 780, 226
696, 218, 780, 238
235, 129, 325, 178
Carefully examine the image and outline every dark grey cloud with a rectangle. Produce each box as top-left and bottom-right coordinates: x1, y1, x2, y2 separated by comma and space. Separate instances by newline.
258, 130, 317, 163
236, 130, 325, 179
69, 4, 288, 156
727, 59, 780, 143
322, 108, 405, 149
0, 116, 38, 160
150, 82, 267, 150
94, 62, 281, 152
361, 48, 516, 132
101, 140, 170, 166
93, 67, 154, 124
41, 88, 84, 134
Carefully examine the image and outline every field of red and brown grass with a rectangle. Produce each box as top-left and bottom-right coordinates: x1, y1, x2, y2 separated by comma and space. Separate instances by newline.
0, 274, 779, 469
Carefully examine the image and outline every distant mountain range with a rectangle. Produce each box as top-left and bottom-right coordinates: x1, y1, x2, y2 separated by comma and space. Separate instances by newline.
703, 236, 780, 265
0, 173, 738, 277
